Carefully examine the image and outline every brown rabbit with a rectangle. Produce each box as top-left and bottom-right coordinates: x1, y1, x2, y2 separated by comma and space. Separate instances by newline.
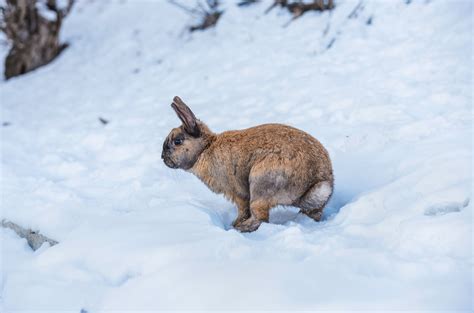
162, 96, 334, 232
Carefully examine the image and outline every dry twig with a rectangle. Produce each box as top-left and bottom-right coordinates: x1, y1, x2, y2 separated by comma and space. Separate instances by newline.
169, 0, 223, 32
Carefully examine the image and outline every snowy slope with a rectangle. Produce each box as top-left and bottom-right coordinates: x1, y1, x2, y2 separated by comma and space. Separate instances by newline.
0, 0, 472, 311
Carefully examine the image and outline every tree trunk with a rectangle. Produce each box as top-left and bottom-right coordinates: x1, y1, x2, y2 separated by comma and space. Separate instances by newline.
1, 0, 74, 79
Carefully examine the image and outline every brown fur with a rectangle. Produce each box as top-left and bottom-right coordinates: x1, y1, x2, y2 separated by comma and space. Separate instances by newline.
162, 96, 334, 232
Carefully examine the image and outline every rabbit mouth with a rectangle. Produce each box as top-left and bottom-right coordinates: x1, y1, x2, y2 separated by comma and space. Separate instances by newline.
163, 157, 178, 169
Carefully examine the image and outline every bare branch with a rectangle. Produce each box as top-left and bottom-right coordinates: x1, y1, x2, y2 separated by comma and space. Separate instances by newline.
237, 0, 260, 7
347, 0, 363, 19
169, 0, 223, 32
266, 0, 334, 20
168, 0, 202, 17
2, 219, 58, 251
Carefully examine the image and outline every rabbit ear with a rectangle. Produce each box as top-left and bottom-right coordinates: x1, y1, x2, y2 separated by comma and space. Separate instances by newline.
171, 96, 201, 137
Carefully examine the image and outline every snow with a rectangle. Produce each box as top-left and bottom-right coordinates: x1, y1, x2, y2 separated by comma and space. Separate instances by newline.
36, 1, 59, 22
0, 0, 472, 311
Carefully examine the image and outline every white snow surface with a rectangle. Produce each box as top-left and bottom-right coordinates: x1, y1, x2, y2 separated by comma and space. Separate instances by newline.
0, 0, 472, 311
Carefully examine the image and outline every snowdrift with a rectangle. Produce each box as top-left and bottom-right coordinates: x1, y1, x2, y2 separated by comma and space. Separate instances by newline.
1, 0, 472, 311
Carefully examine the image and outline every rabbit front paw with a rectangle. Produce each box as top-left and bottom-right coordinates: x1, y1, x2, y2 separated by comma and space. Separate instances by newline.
232, 213, 251, 228
234, 217, 261, 232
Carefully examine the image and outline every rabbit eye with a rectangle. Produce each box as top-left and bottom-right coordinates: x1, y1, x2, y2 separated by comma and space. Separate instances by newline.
173, 138, 183, 145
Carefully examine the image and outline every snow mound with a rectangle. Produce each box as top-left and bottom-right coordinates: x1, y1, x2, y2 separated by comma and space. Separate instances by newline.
1, 0, 472, 311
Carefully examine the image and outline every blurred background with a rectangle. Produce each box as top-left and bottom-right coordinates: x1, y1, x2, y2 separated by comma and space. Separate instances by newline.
0, 0, 472, 311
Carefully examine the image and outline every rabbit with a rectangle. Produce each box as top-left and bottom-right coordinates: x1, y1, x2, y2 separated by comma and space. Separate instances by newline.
162, 96, 334, 232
